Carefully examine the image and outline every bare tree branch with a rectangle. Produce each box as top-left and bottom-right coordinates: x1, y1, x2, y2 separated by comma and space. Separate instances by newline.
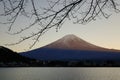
0, 0, 120, 49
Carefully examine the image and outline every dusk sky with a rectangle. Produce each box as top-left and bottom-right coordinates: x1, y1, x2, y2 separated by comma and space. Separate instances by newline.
0, 0, 120, 52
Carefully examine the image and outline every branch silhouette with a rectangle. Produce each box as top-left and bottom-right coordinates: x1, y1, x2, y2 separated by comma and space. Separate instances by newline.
0, 0, 119, 49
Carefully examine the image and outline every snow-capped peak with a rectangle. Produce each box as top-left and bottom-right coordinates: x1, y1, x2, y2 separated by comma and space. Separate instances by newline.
43, 34, 119, 52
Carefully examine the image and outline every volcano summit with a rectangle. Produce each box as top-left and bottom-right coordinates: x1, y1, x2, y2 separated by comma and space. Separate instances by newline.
43, 34, 118, 52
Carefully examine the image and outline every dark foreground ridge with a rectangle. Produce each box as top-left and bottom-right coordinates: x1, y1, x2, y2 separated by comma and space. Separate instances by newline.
0, 46, 36, 67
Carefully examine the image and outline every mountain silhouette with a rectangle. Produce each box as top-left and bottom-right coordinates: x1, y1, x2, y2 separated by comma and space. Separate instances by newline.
0, 46, 34, 63
43, 34, 119, 52
21, 34, 120, 61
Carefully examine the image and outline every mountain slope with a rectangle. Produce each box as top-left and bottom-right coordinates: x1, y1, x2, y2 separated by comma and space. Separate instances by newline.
44, 34, 118, 52
21, 48, 120, 61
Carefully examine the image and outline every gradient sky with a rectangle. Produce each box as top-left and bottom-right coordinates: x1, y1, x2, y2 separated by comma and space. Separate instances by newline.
0, 0, 120, 52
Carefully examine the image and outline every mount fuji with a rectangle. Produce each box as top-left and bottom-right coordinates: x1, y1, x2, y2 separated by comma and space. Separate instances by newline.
44, 34, 117, 51
20, 34, 120, 61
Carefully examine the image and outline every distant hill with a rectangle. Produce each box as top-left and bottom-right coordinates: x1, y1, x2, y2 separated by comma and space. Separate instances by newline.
0, 46, 33, 63
20, 34, 120, 61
